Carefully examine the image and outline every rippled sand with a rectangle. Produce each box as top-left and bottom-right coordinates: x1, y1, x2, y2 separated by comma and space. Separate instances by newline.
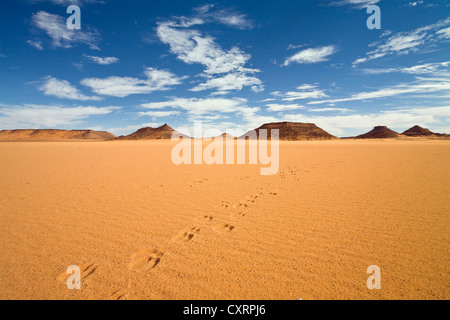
0, 140, 448, 300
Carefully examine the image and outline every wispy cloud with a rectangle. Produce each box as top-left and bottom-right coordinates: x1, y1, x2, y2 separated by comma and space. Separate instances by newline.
437, 26, 450, 39
31, 11, 99, 49
283, 45, 337, 66
0, 104, 119, 129
266, 104, 305, 112
190, 72, 263, 94
156, 9, 262, 94
309, 77, 450, 104
308, 108, 350, 113
193, 4, 254, 30
138, 111, 181, 118
157, 20, 255, 75
272, 84, 328, 102
361, 61, 450, 75
38, 76, 102, 101
27, 39, 43, 50
31, 0, 105, 6
329, 0, 381, 9
81, 68, 187, 97
83, 55, 119, 65
141, 97, 248, 115
353, 18, 450, 66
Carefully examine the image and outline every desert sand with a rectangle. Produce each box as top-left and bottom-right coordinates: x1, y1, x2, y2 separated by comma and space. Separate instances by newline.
0, 139, 449, 300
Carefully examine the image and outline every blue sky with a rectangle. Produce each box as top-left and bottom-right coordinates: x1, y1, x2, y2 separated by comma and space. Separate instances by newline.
0, 0, 449, 137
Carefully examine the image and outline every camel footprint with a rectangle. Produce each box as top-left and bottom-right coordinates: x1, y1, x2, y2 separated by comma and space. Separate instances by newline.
213, 223, 235, 234
127, 249, 164, 273
171, 227, 201, 242
57, 263, 98, 284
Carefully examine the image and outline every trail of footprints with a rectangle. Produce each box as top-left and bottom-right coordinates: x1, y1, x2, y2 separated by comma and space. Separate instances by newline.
127, 249, 164, 273
58, 187, 277, 299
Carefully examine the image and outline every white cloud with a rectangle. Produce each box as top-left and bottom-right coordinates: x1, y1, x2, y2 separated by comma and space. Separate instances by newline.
81, 68, 187, 97
0, 104, 119, 129
141, 97, 248, 115
353, 18, 450, 66
138, 111, 180, 118
27, 39, 43, 50
190, 72, 263, 93
362, 61, 450, 75
32, 0, 105, 6
407, 1, 424, 7
38, 76, 102, 101
156, 13, 261, 93
192, 4, 254, 30
266, 104, 305, 112
437, 26, 450, 39
272, 84, 328, 102
157, 21, 253, 75
296, 84, 319, 90
309, 77, 450, 104
83, 55, 119, 65
308, 108, 350, 113
329, 0, 381, 9
32, 11, 99, 49
283, 45, 337, 66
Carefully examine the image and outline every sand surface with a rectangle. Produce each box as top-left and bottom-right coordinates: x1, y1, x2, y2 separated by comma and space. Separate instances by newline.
0, 140, 449, 300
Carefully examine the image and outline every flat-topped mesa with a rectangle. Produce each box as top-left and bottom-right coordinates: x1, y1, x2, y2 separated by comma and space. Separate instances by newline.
239, 122, 338, 141
356, 126, 400, 139
115, 124, 188, 140
402, 125, 435, 137
0, 129, 116, 141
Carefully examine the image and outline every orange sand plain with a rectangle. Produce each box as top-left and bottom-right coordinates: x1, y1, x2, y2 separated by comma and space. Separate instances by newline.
0, 140, 449, 300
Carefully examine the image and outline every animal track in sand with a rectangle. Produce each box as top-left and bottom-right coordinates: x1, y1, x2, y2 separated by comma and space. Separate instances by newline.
194, 215, 213, 223
127, 249, 164, 272
213, 223, 235, 234
231, 211, 247, 219
193, 178, 208, 184
221, 201, 230, 208
233, 201, 249, 209
57, 263, 99, 283
171, 227, 201, 242
110, 289, 127, 300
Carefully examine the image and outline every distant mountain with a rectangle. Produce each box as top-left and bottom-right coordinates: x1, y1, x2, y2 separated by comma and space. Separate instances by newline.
217, 133, 236, 139
0, 129, 115, 141
239, 122, 338, 141
402, 125, 435, 137
115, 124, 187, 140
356, 126, 400, 139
